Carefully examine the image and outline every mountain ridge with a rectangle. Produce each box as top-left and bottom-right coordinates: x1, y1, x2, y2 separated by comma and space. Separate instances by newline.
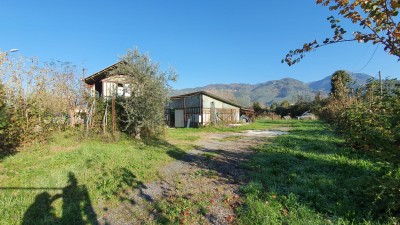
170, 72, 373, 107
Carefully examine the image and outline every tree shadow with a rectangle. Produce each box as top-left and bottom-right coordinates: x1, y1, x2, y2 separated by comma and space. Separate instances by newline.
240, 132, 400, 223
163, 129, 400, 223
116, 168, 154, 203
245, 150, 400, 222
166, 144, 255, 185
0, 144, 18, 161
20, 172, 98, 225
270, 127, 400, 164
100, 137, 243, 224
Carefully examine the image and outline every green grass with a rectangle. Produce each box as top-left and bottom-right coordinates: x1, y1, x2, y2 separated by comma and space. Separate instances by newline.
0, 120, 298, 224
0, 132, 181, 225
201, 152, 219, 159
2, 120, 399, 224
166, 119, 296, 142
236, 120, 400, 224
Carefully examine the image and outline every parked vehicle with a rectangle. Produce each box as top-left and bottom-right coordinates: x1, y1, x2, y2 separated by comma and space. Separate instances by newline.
297, 112, 316, 120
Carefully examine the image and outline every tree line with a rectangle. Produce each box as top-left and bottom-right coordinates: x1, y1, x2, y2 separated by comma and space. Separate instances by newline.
318, 70, 399, 152
280, 0, 400, 152
254, 70, 399, 152
0, 49, 175, 155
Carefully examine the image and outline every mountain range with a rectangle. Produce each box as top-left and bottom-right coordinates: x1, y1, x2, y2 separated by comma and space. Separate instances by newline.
170, 72, 373, 107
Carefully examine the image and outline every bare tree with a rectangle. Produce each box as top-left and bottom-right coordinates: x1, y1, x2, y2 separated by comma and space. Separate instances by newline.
46, 61, 83, 128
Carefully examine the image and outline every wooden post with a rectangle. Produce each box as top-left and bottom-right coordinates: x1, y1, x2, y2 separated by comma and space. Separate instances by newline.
200, 94, 203, 127
183, 97, 186, 127
103, 101, 108, 134
101, 80, 105, 97
211, 102, 216, 125
112, 96, 116, 134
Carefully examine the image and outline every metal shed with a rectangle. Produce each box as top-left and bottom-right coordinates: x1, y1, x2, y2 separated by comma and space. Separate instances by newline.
166, 91, 242, 128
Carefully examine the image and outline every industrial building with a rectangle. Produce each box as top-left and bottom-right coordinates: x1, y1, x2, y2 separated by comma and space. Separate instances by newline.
166, 91, 242, 128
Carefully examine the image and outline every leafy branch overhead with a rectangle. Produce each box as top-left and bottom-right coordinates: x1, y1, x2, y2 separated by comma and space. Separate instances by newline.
283, 0, 400, 66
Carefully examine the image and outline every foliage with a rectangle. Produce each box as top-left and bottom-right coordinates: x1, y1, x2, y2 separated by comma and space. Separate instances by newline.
0, 50, 83, 152
84, 97, 113, 137
252, 101, 263, 115
2, 119, 399, 224
0, 83, 8, 150
336, 79, 400, 150
330, 70, 352, 99
283, 0, 400, 65
272, 96, 314, 118
237, 120, 400, 224
314, 72, 400, 151
110, 48, 177, 139
45, 61, 84, 128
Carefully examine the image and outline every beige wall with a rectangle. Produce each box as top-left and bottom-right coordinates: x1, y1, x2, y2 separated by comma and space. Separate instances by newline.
102, 75, 131, 97
202, 95, 239, 110
201, 95, 240, 124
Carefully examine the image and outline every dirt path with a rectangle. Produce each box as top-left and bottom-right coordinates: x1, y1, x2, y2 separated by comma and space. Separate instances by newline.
99, 130, 287, 225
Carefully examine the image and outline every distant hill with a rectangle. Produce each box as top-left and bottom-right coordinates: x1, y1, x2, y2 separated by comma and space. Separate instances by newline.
308, 72, 373, 92
170, 72, 373, 107
250, 78, 315, 106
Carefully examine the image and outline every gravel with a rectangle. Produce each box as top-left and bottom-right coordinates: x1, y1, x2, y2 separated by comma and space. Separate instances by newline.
99, 130, 287, 225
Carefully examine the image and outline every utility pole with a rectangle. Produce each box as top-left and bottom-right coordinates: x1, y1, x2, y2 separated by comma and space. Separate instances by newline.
379, 71, 382, 95
82, 67, 85, 77
81, 67, 86, 96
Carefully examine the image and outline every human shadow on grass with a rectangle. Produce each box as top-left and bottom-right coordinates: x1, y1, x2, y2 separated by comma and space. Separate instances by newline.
104, 167, 172, 224
20, 172, 98, 225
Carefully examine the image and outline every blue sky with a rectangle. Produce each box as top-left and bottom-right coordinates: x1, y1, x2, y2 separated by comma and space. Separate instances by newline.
1, 0, 398, 89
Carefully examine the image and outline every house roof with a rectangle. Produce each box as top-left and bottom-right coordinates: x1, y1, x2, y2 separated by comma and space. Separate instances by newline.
170, 91, 243, 108
83, 61, 125, 85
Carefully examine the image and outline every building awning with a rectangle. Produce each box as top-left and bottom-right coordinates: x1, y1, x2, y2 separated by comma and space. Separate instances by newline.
84, 61, 125, 85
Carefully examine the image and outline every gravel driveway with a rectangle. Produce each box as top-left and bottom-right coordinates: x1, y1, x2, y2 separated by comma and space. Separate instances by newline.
99, 130, 287, 225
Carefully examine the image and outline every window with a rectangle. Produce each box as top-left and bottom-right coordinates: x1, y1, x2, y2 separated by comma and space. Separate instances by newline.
117, 83, 124, 96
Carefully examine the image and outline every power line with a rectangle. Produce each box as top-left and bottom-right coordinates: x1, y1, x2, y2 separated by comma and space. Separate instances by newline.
353, 43, 380, 72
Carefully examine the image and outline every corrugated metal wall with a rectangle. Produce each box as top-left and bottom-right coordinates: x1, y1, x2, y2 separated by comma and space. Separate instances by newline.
166, 93, 240, 127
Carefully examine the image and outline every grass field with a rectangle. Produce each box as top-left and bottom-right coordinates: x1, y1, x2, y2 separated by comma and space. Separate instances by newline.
0, 131, 182, 224
0, 120, 399, 224
237, 121, 400, 224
